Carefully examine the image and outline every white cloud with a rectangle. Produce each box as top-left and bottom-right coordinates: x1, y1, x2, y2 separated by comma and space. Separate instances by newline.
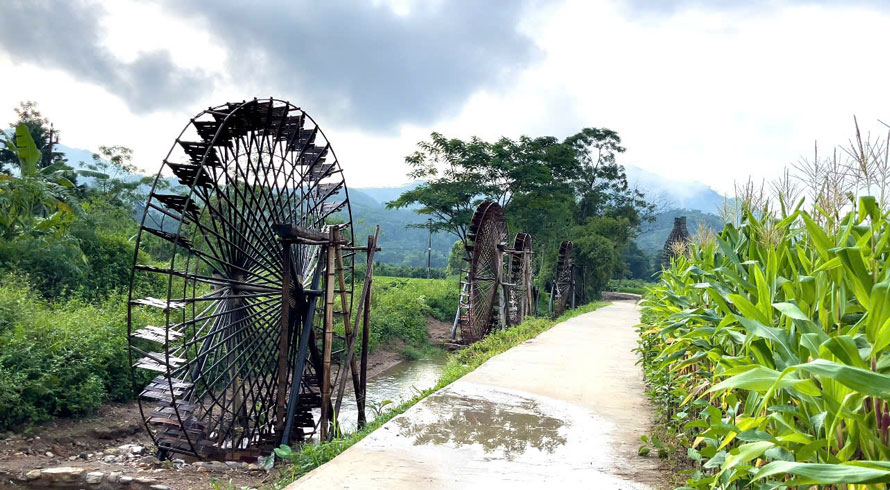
2, 0, 889, 196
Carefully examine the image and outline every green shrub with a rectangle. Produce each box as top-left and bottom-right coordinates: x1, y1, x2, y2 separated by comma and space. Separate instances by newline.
0, 276, 137, 431
368, 276, 458, 349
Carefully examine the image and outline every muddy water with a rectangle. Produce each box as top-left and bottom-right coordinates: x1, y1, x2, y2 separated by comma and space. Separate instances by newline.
334, 356, 446, 433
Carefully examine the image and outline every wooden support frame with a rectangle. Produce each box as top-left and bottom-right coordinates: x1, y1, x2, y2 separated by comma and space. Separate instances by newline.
275, 224, 382, 443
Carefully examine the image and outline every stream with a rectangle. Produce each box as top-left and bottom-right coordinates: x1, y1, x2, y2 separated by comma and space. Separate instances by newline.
334, 356, 447, 433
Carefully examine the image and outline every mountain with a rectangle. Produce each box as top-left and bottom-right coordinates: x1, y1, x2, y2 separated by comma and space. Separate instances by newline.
56, 144, 455, 268
54, 144, 726, 266
624, 164, 727, 214
352, 182, 421, 207
348, 188, 455, 268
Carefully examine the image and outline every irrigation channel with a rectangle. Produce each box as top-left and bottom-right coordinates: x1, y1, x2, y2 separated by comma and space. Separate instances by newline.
335, 357, 447, 433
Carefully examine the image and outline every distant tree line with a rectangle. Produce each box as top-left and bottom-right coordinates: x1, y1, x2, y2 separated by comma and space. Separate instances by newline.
388, 128, 655, 299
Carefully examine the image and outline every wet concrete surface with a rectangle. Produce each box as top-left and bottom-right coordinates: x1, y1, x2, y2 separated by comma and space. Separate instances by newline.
290, 301, 664, 488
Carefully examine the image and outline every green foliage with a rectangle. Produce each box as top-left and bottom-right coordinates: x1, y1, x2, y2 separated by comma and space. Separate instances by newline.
0, 101, 68, 173
638, 196, 890, 488
392, 128, 655, 303
0, 276, 147, 431
606, 278, 655, 295
446, 240, 463, 275
364, 263, 446, 279
11, 123, 42, 175
368, 276, 458, 349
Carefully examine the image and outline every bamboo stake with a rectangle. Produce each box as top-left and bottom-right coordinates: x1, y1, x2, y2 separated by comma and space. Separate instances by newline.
334, 228, 380, 420
497, 247, 507, 329
275, 242, 291, 433
332, 228, 362, 422
320, 235, 335, 441
358, 227, 379, 427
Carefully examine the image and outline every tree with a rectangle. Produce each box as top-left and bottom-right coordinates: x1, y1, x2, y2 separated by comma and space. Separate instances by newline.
392, 127, 656, 298
0, 124, 77, 239
621, 241, 653, 280
387, 133, 493, 245
564, 127, 654, 226
389, 132, 576, 247
446, 240, 463, 275
0, 101, 67, 173
78, 145, 152, 206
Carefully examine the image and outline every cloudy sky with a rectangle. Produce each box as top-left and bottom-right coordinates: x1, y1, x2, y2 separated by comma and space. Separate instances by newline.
2, 0, 889, 194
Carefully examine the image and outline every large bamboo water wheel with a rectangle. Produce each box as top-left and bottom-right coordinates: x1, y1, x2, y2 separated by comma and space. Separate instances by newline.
457, 201, 508, 343
552, 241, 574, 317
127, 98, 379, 461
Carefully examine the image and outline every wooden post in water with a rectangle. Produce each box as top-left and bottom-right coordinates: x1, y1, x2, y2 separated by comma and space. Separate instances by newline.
333, 228, 365, 427
358, 227, 379, 428
497, 245, 507, 329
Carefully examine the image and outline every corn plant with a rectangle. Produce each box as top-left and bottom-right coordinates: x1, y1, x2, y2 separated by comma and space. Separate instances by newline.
640, 194, 890, 488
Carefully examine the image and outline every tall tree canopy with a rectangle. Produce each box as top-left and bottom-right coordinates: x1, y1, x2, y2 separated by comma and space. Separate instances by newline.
390, 127, 655, 297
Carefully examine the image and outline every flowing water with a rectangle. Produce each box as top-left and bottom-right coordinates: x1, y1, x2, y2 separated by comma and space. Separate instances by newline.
334, 356, 447, 433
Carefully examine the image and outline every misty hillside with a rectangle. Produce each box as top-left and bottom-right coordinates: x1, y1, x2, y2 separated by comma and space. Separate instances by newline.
56, 144, 728, 266
57, 144, 455, 268
624, 164, 727, 214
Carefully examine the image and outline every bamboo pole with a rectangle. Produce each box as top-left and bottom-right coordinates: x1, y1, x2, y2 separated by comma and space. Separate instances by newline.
497, 247, 507, 329
358, 228, 379, 427
320, 235, 335, 441
332, 227, 362, 422
275, 241, 292, 433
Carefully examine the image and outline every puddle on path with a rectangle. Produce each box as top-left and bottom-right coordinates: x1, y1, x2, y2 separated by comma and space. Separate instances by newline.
394, 394, 567, 459
356, 382, 621, 480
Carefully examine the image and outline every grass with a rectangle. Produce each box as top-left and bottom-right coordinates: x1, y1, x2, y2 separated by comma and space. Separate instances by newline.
366, 275, 458, 350
606, 278, 654, 296
270, 300, 607, 487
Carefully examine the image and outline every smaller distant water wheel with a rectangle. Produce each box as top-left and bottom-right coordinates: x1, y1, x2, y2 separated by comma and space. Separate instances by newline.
457, 201, 508, 344
553, 241, 574, 317
506, 233, 534, 326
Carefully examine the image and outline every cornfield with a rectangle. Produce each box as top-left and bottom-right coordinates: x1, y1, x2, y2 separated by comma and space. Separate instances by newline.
640, 191, 890, 488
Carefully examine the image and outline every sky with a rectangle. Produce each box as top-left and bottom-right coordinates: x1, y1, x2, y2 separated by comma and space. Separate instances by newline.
2, 0, 890, 195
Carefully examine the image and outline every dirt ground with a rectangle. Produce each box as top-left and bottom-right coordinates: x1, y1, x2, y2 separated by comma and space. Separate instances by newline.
0, 317, 448, 489
426, 316, 454, 346
0, 401, 278, 489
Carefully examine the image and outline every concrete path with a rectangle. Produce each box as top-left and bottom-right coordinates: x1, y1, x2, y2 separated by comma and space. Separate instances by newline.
289, 301, 663, 489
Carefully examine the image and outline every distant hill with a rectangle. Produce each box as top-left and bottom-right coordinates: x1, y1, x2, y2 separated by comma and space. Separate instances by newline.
56, 144, 455, 268
348, 188, 455, 267
355, 166, 729, 216
352, 182, 421, 207
625, 164, 727, 214
55, 145, 727, 267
